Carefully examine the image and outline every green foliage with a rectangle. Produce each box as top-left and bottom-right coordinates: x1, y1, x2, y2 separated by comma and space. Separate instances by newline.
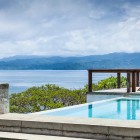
10, 84, 86, 113
96, 76, 127, 90
10, 76, 127, 113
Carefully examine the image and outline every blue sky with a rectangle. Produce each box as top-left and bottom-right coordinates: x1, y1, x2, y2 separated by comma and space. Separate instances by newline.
0, 0, 140, 58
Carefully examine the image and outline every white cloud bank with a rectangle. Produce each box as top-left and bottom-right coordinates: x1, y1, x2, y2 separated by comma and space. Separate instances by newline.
0, 0, 140, 58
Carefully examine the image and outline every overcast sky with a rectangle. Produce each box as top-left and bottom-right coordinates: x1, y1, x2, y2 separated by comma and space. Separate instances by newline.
0, 0, 140, 58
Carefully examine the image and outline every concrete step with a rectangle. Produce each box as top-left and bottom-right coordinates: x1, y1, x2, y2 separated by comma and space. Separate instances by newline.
0, 132, 95, 140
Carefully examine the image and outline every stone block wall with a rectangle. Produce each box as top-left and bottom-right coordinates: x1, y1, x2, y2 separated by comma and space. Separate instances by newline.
0, 84, 9, 114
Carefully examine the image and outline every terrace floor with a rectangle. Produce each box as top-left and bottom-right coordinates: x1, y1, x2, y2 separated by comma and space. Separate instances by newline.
0, 113, 140, 140
88, 87, 140, 95
0, 131, 93, 140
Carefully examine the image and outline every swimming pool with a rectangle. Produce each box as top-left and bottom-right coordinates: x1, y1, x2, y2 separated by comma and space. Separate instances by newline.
35, 97, 140, 120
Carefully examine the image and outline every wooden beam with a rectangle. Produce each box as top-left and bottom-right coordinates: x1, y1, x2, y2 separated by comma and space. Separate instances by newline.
117, 73, 121, 88
88, 70, 92, 92
132, 72, 136, 92
136, 72, 139, 87
127, 73, 131, 93
88, 69, 140, 73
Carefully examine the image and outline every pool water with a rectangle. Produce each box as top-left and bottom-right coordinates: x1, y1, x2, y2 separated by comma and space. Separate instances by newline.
37, 98, 140, 120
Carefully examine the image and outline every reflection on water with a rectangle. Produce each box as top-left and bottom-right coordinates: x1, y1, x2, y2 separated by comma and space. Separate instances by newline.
136, 100, 139, 109
88, 104, 92, 118
127, 100, 131, 120
117, 100, 121, 113
117, 99, 140, 120
132, 100, 136, 120
87, 99, 140, 120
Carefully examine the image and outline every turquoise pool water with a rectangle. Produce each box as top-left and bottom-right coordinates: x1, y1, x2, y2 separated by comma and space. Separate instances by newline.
40, 98, 140, 120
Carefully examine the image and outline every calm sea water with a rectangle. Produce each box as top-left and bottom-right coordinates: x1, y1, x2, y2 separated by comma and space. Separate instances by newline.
0, 70, 118, 94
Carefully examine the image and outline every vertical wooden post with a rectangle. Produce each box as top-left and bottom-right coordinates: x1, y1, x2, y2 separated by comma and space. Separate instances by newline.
88, 70, 92, 92
117, 72, 121, 88
132, 72, 136, 92
127, 73, 131, 93
136, 72, 139, 87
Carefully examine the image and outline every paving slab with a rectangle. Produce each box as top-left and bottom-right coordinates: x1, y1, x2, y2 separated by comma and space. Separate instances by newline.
1, 113, 140, 139
88, 87, 140, 94
0, 131, 94, 140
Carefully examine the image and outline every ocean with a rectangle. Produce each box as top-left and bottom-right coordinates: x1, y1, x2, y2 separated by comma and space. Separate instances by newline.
0, 70, 117, 94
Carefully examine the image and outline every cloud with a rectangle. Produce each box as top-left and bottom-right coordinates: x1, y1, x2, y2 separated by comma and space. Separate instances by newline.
0, 0, 140, 58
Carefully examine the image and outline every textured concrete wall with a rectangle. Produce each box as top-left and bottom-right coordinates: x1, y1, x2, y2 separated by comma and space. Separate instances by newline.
0, 84, 9, 114
86, 94, 121, 102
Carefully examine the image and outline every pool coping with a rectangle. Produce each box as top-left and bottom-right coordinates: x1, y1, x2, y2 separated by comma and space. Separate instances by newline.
33, 96, 140, 116
33, 97, 124, 115
0, 113, 140, 139
1, 97, 140, 139
0, 131, 93, 140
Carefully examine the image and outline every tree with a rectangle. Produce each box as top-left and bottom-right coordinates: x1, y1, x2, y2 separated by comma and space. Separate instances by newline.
10, 76, 127, 113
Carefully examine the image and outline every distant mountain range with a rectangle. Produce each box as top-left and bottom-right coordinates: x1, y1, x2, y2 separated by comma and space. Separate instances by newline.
0, 52, 140, 70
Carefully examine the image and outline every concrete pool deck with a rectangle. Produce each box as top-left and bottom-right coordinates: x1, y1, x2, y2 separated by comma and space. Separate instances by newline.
86, 88, 140, 102
90, 87, 140, 94
0, 113, 140, 140
0, 131, 93, 140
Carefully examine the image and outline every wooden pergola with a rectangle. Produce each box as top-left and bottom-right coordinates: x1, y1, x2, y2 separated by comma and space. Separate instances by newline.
88, 69, 140, 93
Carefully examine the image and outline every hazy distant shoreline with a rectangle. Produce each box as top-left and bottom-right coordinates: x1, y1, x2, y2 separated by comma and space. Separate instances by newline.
0, 52, 140, 70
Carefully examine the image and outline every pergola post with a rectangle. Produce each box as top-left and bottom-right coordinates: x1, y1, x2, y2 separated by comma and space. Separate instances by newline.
127, 73, 131, 93
88, 70, 92, 92
87, 69, 140, 93
132, 72, 136, 92
117, 72, 121, 88
136, 72, 139, 87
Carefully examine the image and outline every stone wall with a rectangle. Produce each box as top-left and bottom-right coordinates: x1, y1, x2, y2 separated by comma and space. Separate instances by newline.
0, 84, 9, 114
